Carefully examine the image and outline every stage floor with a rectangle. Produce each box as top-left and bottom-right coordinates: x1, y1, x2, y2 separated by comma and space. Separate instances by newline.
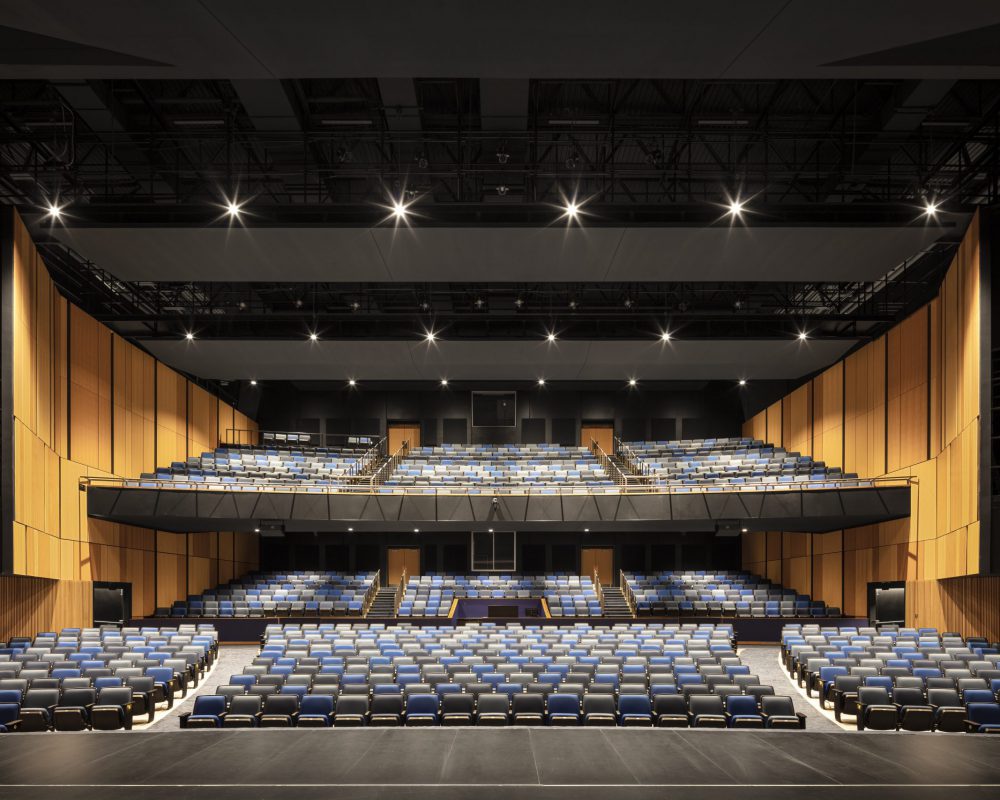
2, 729, 998, 800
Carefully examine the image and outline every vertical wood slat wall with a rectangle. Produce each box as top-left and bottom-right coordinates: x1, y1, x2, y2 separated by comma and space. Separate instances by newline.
7, 209, 260, 629
0, 575, 93, 642
741, 212, 999, 637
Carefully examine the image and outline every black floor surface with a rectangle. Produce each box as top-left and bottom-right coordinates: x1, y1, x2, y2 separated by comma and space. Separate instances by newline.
1, 729, 997, 800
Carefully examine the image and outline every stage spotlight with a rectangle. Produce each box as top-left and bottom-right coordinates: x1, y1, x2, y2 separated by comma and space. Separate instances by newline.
546, 332, 557, 343
727, 198, 744, 217
45, 201, 64, 221
924, 199, 939, 217
184, 331, 195, 341
738, 379, 747, 386
660, 331, 672, 342
348, 379, 356, 387
308, 332, 319, 342
628, 378, 637, 387
798, 331, 808, 341
537, 378, 546, 386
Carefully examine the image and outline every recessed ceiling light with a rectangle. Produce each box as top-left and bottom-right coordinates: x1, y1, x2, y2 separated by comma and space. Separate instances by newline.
225, 198, 243, 219
488, 528, 494, 533
347, 527, 353, 532
391, 198, 409, 220
741, 527, 748, 533
564, 200, 579, 218
184, 331, 195, 341
348, 379, 356, 387
924, 199, 939, 217
308, 332, 319, 342
424, 330, 437, 343
249, 379, 257, 386
546, 332, 557, 343
45, 201, 64, 221
537, 378, 546, 386
413, 528, 420, 533
628, 378, 637, 387
738, 379, 747, 386
253, 527, 260, 533
660, 331, 672, 342
440, 378, 448, 386
584, 528, 590, 533
798, 331, 808, 341
728, 198, 744, 217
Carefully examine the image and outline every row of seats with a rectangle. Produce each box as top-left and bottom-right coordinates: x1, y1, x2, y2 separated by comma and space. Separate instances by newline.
623, 437, 859, 489
0, 625, 218, 732
179, 622, 804, 730
164, 571, 376, 618
782, 624, 1000, 733
181, 687, 806, 728
139, 443, 371, 488
625, 571, 838, 617
385, 445, 614, 488
400, 574, 601, 617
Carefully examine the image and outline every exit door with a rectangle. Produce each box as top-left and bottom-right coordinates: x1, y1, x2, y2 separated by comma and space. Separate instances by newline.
581, 423, 614, 453
388, 423, 421, 454
387, 547, 421, 586
581, 547, 614, 586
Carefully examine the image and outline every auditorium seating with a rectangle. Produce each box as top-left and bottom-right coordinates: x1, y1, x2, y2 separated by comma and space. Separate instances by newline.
398, 574, 601, 617
625, 571, 838, 617
127, 436, 868, 495
0, 625, 218, 732
166, 571, 377, 618
782, 623, 1000, 732
623, 438, 860, 489
135, 442, 373, 489
384, 444, 615, 490
179, 621, 806, 729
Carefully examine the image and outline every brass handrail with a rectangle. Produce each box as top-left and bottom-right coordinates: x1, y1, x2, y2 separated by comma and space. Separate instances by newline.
619, 568, 638, 617
593, 565, 604, 606
614, 435, 650, 479
589, 439, 632, 488
394, 567, 407, 614
370, 440, 410, 488
84, 474, 916, 496
346, 436, 388, 481
361, 569, 381, 617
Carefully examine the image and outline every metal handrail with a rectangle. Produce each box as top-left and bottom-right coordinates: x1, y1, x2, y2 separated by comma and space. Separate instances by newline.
222, 427, 381, 450
370, 440, 410, 488
346, 436, 388, 480
361, 569, 381, 617
394, 567, 408, 615
614, 435, 650, 478
619, 569, 638, 617
84, 474, 915, 496
589, 439, 633, 487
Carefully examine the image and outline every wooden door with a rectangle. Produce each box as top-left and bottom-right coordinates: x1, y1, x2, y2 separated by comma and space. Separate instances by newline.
581, 547, 614, 586
387, 547, 421, 585
388, 423, 421, 454
581, 423, 614, 454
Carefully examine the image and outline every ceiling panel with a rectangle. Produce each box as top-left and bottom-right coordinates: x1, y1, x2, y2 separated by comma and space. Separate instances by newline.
48, 224, 950, 283
143, 338, 857, 382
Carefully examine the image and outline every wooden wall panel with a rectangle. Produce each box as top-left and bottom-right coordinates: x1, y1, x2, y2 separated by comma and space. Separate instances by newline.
765, 401, 782, 447
0, 576, 93, 642
742, 212, 984, 623
908, 575, 1000, 641
6, 210, 259, 628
